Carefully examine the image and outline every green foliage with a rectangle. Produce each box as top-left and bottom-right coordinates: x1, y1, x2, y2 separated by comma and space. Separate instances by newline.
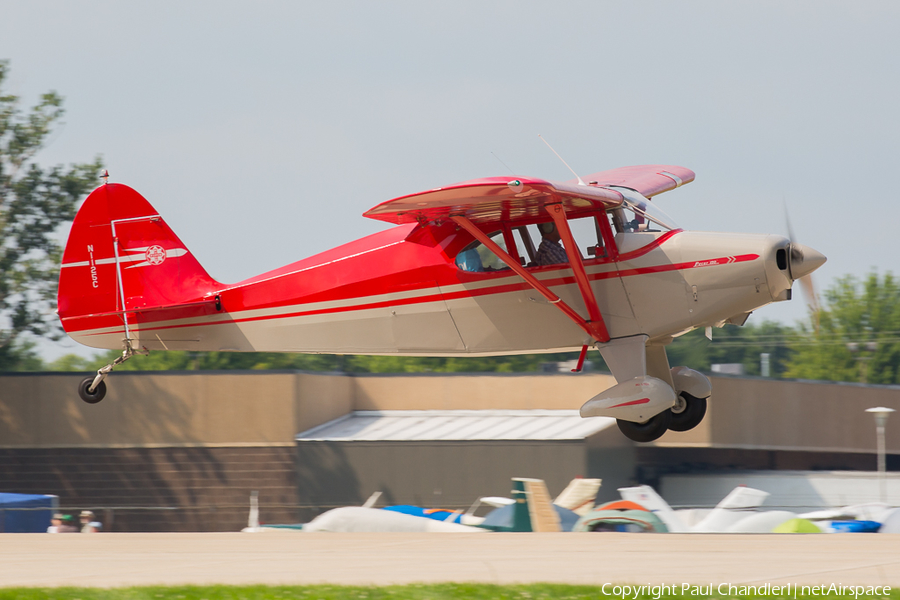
0, 60, 103, 369
785, 272, 900, 384
50, 349, 586, 374
666, 320, 795, 377
0, 339, 43, 371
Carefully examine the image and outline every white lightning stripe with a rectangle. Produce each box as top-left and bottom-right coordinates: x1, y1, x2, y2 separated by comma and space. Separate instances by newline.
125, 248, 188, 269
61, 248, 187, 269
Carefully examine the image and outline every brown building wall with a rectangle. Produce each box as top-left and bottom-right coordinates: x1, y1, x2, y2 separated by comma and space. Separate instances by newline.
4, 371, 895, 453
351, 372, 616, 411
0, 371, 351, 447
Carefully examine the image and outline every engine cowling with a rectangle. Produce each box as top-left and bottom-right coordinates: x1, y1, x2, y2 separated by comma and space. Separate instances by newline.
579, 376, 676, 423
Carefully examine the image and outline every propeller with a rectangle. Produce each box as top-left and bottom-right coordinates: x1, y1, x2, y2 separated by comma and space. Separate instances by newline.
785, 208, 826, 332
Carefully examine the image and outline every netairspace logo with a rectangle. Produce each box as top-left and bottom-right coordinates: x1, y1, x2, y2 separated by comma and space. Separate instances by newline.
599, 583, 893, 599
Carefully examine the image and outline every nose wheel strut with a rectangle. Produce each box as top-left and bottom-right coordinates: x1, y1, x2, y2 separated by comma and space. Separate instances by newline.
77, 340, 148, 404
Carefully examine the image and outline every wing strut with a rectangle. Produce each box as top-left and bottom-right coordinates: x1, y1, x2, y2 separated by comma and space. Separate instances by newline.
450, 216, 610, 343
545, 202, 609, 340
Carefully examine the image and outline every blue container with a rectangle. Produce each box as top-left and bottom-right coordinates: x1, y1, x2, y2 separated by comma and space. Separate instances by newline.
829, 520, 881, 533
0, 493, 58, 533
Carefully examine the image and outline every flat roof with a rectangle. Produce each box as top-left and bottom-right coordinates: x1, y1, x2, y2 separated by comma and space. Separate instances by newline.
295, 410, 615, 442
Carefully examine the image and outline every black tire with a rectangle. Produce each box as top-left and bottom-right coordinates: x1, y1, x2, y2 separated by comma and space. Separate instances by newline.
668, 392, 707, 432
616, 410, 671, 443
78, 377, 106, 404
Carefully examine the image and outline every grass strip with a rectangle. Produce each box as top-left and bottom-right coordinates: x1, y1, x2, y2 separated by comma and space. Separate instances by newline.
0, 584, 897, 600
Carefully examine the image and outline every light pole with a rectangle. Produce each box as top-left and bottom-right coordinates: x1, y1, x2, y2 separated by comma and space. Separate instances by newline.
865, 407, 895, 503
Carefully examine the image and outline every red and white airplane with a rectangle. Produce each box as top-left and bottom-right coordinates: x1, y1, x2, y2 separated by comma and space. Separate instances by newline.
57, 165, 825, 442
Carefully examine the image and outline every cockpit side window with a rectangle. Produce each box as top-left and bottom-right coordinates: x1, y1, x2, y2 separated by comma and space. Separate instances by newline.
455, 230, 511, 273
521, 215, 607, 266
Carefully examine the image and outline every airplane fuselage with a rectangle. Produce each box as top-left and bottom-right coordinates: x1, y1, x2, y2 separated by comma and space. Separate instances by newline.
61, 214, 793, 356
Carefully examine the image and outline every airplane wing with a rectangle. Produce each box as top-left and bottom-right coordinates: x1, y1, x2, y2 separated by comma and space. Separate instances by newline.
574, 165, 696, 198
363, 176, 623, 225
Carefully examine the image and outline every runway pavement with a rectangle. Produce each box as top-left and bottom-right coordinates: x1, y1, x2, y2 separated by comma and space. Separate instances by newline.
2, 532, 899, 588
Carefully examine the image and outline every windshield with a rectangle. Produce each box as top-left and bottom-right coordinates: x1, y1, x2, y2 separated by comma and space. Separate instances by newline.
608, 187, 679, 233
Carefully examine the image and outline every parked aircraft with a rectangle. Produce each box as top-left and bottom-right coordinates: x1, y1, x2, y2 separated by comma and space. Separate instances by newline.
302, 478, 576, 533
302, 506, 484, 533
619, 484, 776, 532
57, 165, 825, 442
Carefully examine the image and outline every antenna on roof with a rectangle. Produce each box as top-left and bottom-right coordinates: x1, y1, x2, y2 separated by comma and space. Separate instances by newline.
538, 135, 586, 186
490, 151, 517, 176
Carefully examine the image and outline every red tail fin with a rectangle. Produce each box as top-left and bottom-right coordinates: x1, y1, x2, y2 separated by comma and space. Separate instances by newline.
58, 183, 220, 347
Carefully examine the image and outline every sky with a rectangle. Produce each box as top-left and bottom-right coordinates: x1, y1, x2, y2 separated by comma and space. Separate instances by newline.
2, 1, 898, 361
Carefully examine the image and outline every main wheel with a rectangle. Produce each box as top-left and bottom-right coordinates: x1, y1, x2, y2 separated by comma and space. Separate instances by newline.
668, 392, 707, 432
616, 410, 671, 443
78, 377, 107, 404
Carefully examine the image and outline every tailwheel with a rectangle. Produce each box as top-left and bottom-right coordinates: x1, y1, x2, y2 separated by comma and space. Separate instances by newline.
668, 392, 708, 432
75, 339, 148, 404
78, 377, 107, 404
616, 410, 671, 443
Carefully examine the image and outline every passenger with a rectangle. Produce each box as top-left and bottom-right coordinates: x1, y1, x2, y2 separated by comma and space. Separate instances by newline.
455, 248, 484, 272
534, 223, 568, 266
46, 513, 61, 533
48, 513, 78, 533
80, 510, 102, 533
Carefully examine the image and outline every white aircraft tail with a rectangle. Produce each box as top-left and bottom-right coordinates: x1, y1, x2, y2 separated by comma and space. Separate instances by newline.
515, 478, 561, 533
692, 486, 770, 532
361, 491, 382, 508
619, 485, 689, 532
713, 485, 770, 510
240, 490, 262, 532
554, 478, 601, 516
247, 490, 260, 528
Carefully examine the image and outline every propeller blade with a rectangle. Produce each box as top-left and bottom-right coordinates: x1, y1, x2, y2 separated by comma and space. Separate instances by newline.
799, 273, 821, 333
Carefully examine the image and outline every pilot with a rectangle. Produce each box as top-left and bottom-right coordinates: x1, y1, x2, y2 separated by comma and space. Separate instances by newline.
534, 222, 568, 266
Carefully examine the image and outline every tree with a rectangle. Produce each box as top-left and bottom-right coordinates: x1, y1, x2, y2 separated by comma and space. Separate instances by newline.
785, 272, 900, 384
666, 320, 796, 378
0, 61, 103, 369
48, 348, 587, 374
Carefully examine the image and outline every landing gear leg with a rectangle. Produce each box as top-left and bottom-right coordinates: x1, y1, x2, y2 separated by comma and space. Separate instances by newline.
77, 340, 148, 404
